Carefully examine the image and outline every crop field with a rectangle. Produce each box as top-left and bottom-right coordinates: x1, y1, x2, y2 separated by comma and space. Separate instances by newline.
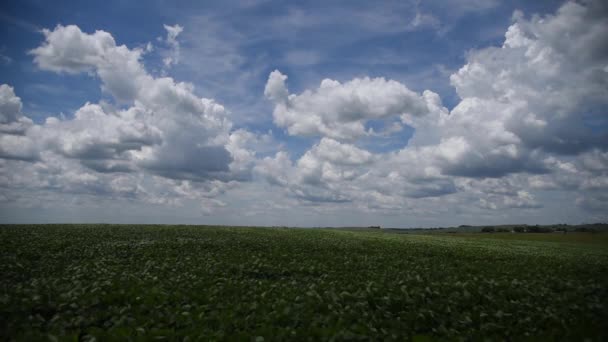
1, 225, 607, 340
443, 232, 608, 246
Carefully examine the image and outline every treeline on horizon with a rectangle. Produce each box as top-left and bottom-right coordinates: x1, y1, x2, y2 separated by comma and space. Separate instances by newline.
386, 223, 608, 234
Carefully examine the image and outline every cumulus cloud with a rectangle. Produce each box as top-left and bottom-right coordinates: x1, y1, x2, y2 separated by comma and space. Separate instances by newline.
265, 70, 443, 140
448, 8, 608, 158
42, 103, 161, 162
0, 86, 36, 161
254, 138, 375, 203
0, 134, 39, 161
412, 0, 608, 179
311, 138, 374, 166
0, 24, 262, 213
2, 0, 608, 223
30, 25, 147, 103
264, 70, 289, 103
0, 85, 33, 134
256, 0, 608, 217
30, 25, 122, 74
26, 24, 243, 180
0, 85, 23, 124
479, 191, 542, 210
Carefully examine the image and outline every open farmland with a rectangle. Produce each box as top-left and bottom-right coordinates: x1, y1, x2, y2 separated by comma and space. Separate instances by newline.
441, 232, 608, 246
1, 225, 607, 340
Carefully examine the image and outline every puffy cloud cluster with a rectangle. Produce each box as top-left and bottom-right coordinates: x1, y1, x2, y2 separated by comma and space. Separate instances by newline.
2, 0, 607, 223
265, 70, 445, 140
439, 0, 608, 211
29, 25, 239, 180
0, 86, 36, 161
1, 24, 262, 212
0, 85, 33, 135
255, 138, 374, 202
259, 0, 608, 218
448, 0, 608, 160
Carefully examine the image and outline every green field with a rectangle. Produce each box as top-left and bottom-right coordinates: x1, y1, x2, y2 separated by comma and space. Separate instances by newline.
442, 232, 608, 245
1, 225, 607, 340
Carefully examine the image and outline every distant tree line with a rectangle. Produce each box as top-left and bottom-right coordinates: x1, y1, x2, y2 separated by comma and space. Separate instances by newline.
396, 223, 607, 234
480, 224, 605, 233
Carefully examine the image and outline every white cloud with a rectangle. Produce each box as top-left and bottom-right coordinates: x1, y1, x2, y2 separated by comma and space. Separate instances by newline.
0, 85, 33, 135
254, 151, 292, 187
2, 1, 608, 224
256, 0, 608, 218
30, 25, 123, 74
31, 25, 149, 103
264, 70, 289, 103
449, 0, 608, 156
0, 134, 38, 161
0, 24, 263, 214
312, 138, 374, 166
42, 102, 161, 162
27, 24, 243, 181
162, 24, 184, 67
0, 84, 23, 123
409, 0, 608, 179
255, 138, 372, 187
254, 138, 377, 203
265, 70, 442, 140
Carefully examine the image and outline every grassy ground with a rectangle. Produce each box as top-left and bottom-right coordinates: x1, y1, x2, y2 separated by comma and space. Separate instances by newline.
1, 225, 607, 340
439, 232, 608, 245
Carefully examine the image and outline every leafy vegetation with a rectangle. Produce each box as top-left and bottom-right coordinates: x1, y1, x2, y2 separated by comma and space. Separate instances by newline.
444, 232, 608, 246
1, 225, 607, 340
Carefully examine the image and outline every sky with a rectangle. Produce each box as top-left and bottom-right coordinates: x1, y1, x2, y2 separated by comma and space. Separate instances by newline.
0, 0, 607, 227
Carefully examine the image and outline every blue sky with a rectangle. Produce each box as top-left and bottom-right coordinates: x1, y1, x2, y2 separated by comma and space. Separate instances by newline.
0, 0, 607, 226
2, 0, 562, 121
